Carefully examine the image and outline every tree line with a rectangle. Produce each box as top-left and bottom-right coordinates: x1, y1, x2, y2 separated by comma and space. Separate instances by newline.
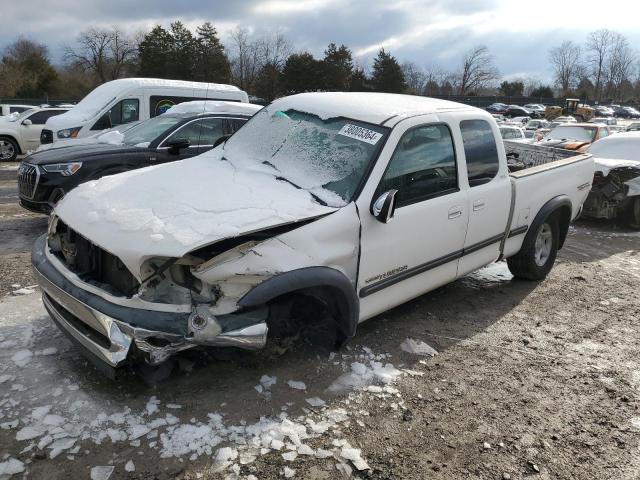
2, 22, 639, 104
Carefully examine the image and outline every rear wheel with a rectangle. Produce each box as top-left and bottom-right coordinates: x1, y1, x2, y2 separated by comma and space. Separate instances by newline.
0, 137, 19, 161
507, 219, 559, 280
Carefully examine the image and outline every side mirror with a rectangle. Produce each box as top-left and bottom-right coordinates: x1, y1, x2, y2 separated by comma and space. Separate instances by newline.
213, 134, 231, 148
166, 138, 190, 155
22, 119, 32, 126
372, 190, 398, 223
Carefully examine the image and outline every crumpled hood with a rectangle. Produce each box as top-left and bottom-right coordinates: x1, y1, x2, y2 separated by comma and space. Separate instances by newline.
541, 138, 590, 151
53, 149, 337, 279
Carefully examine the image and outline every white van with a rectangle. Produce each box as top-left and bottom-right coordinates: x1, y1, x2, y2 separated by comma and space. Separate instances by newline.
41, 78, 249, 144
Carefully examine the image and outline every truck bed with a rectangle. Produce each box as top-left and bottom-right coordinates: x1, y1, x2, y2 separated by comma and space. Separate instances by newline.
503, 140, 577, 170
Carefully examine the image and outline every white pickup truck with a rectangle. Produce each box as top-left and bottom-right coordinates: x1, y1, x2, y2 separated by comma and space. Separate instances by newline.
32, 93, 594, 375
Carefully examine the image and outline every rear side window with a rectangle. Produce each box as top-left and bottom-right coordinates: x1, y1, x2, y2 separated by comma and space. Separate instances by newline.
26, 110, 66, 125
460, 119, 500, 187
377, 124, 457, 208
163, 118, 225, 147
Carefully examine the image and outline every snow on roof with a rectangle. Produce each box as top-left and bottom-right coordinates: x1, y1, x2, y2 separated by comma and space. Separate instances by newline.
165, 101, 261, 116
269, 92, 471, 125
46, 78, 248, 130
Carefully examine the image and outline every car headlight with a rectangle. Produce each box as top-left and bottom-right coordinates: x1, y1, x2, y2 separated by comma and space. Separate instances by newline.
57, 127, 82, 139
42, 162, 82, 176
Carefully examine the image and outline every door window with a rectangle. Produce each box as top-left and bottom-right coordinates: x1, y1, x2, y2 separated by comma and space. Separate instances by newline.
376, 124, 458, 208
598, 127, 609, 139
163, 118, 225, 147
91, 99, 139, 130
460, 119, 500, 187
26, 110, 66, 125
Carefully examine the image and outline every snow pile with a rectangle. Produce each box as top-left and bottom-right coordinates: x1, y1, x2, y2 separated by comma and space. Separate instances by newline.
328, 360, 403, 393
165, 101, 261, 116
466, 262, 513, 283
400, 338, 438, 357
0, 458, 24, 477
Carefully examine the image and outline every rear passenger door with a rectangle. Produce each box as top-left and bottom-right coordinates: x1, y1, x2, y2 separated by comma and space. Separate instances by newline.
357, 117, 469, 321
456, 118, 511, 277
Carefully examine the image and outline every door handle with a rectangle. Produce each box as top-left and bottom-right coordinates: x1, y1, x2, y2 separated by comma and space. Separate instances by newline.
448, 206, 463, 219
473, 200, 486, 211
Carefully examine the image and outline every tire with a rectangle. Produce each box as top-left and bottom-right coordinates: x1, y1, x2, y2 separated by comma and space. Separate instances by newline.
507, 218, 559, 280
0, 137, 19, 162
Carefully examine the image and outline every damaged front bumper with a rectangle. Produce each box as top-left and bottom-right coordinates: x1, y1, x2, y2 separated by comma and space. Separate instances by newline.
31, 235, 268, 374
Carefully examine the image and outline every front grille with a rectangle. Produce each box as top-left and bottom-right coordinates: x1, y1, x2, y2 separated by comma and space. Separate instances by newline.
17, 163, 39, 198
40, 129, 54, 144
51, 221, 140, 297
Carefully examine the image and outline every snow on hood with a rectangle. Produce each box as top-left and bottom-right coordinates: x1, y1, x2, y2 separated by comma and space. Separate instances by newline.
53, 149, 336, 278
165, 101, 261, 116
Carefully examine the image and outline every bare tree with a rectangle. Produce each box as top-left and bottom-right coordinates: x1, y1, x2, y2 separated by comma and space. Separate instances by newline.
549, 41, 582, 95
401, 61, 425, 95
258, 32, 291, 69
228, 27, 261, 91
64, 26, 137, 83
457, 46, 499, 95
605, 33, 637, 102
585, 29, 613, 101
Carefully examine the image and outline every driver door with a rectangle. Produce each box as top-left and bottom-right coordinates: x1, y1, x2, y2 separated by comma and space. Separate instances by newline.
357, 116, 469, 321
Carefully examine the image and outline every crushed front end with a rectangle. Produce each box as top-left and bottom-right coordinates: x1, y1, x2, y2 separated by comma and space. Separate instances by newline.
583, 166, 640, 221
32, 218, 270, 375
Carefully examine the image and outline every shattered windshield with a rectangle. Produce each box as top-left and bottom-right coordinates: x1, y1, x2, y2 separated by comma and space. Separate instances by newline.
223, 108, 388, 207
546, 126, 596, 142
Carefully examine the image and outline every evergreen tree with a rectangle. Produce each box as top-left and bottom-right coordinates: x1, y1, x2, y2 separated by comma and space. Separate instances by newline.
194, 22, 231, 83
349, 67, 369, 91
254, 62, 283, 101
283, 52, 323, 94
321, 43, 353, 91
138, 26, 172, 78
499, 80, 524, 97
530, 85, 554, 98
168, 21, 196, 80
370, 49, 406, 93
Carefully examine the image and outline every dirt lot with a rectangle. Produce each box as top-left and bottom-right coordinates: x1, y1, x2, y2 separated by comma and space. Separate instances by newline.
1, 162, 640, 479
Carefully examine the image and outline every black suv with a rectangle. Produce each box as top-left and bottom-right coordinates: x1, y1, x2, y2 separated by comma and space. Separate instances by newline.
18, 107, 258, 214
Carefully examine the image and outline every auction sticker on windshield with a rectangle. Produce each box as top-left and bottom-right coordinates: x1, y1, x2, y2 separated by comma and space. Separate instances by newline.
338, 124, 383, 145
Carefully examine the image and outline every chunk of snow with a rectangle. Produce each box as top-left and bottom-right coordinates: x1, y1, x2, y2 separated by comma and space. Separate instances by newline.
12, 287, 35, 295
287, 380, 307, 390
0, 458, 25, 476
90, 466, 115, 480
49, 438, 76, 458
260, 375, 277, 388
400, 338, 438, 357
124, 460, 135, 472
216, 447, 238, 463
11, 349, 33, 367
284, 466, 296, 478
145, 396, 160, 415
305, 397, 326, 408
297, 444, 314, 455
36, 347, 58, 356
282, 451, 297, 461
16, 426, 44, 441
340, 447, 370, 470
0, 374, 14, 384
96, 131, 124, 145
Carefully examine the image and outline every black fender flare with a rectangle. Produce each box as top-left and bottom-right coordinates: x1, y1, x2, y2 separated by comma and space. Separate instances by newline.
237, 266, 359, 339
521, 195, 573, 253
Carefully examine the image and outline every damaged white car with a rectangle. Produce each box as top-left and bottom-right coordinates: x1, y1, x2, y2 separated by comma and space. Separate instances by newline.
32, 92, 594, 376
583, 132, 640, 226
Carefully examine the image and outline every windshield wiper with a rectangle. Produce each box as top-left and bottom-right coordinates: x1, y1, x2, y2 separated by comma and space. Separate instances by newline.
275, 175, 328, 206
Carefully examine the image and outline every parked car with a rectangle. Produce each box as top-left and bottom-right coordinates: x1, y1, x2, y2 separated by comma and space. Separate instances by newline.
18, 101, 261, 214
524, 119, 549, 131
505, 116, 530, 125
524, 104, 546, 114
499, 125, 529, 142
621, 107, 640, 119
539, 123, 611, 152
0, 107, 69, 161
0, 104, 33, 116
609, 125, 628, 134
594, 106, 614, 117
627, 122, 640, 132
584, 132, 640, 226
486, 103, 508, 114
590, 117, 617, 126
505, 105, 538, 118
41, 78, 250, 145
32, 92, 594, 374
554, 116, 577, 123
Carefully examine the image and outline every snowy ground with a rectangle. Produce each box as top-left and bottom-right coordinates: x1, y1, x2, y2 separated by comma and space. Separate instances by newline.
1, 166, 640, 479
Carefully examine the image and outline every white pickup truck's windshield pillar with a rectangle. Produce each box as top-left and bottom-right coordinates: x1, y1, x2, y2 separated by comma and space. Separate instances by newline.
223, 108, 389, 207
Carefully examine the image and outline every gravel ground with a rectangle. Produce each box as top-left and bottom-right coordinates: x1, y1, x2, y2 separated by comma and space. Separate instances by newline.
1, 162, 639, 479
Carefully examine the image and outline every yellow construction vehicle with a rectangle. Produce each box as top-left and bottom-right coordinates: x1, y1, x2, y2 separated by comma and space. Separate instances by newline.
545, 99, 594, 122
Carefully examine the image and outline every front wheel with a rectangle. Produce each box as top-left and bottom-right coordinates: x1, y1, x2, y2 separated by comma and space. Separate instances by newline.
507, 219, 559, 280
0, 137, 19, 162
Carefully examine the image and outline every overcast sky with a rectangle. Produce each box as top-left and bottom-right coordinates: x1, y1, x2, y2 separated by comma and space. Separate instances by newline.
2, 0, 640, 82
